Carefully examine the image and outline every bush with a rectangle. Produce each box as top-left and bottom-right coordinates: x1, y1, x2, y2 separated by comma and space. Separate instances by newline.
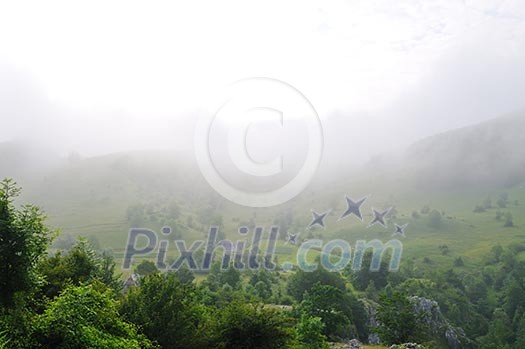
504, 212, 514, 227
120, 273, 213, 348
297, 283, 368, 341
34, 283, 153, 348
454, 257, 465, 267
428, 210, 442, 227
0, 331, 8, 349
0, 179, 55, 308
296, 315, 329, 349
215, 301, 294, 349
376, 291, 426, 345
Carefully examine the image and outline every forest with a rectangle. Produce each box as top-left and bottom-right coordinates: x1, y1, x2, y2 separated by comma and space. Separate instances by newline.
2, 178, 525, 349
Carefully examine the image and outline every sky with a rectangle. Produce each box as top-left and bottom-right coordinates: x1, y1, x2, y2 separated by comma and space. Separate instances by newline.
0, 0, 524, 159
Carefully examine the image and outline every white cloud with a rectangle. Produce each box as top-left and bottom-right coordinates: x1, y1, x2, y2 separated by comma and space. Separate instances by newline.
0, 0, 524, 156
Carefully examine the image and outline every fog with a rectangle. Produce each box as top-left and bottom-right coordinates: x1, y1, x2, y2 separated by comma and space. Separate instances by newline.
1, 0, 525, 165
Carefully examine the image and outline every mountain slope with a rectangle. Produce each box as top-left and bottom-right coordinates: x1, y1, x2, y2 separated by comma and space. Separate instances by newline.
400, 112, 525, 189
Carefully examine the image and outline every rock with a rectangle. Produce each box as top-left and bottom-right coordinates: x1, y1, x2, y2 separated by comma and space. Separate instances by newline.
389, 343, 424, 349
409, 296, 469, 348
330, 339, 361, 349
362, 299, 381, 345
445, 327, 461, 349
368, 333, 381, 345
364, 295, 470, 348
344, 338, 361, 349
409, 296, 441, 335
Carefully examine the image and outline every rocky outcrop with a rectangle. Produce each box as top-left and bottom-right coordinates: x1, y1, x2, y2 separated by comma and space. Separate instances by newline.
409, 296, 469, 349
445, 327, 466, 349
364, 296, 470, 349
389, 344, 425, 349
362, 299, 381, 345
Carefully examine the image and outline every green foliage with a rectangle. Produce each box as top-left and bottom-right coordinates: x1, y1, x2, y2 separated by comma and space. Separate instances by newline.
504, 212, 514, 227
0, 178, 55, 308
497, 193, 509, 208
134, 259, 158, 276
514, 313, 525, 349
0, 331, 8, 349
345, 251, 390, 291
34, 282, 153, 349
376, 291, 426, 345
205, 262, 241, 290
38, 238, 121, 299
473, 204, 486, 213
287, 268, 346, 302
126, 200, 182, 235
249, 270, 276, 301
0, 296, 37, 349
215, 301, 294, 349
454, 257, 465, 267
298, 283, 368, 341
126, 204, 146, 227
439, 244, 450, 256
11, 178, 525, 348
295, 315, 329, 349
254, 280, 272, 300
503, 277, 525, 320
173, 266, 195, 284
120, 273, 213, 348
477, 309, 513, 349
428, 209, 442, 227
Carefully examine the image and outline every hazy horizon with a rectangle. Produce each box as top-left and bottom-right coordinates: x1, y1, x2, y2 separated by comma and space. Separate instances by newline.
1, 0, 525, 163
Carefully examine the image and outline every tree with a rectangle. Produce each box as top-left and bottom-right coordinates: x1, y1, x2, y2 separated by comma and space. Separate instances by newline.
134, 260, 158, 276
208, 262, 241, 289
483, 197, 493, 209
120, 273, 213, 348
126, 204, 145, 227
298, 284, 351, 340
504, 277, 525, 320
454, 257, 465, 267
428, 209, 442, 227
298, 283, 368, 341
249, 270, 275, 301
514, 313, 525, 349
296, 315, 329, 349
477, 309, 512, 349
376, 291, 425, 345
473, 205, 486, 213
38, 238, 121, 300
0, 331, 8, 349
174, 266, 195, 284
504, 212, 514, 227
35, 282, 153, 348
497, 192, 509, 209
439, 244, 450, 256
345, 251, 390, 291
287, 268, 346, 302
215, 301, 294, 349
0, 179, 55, 307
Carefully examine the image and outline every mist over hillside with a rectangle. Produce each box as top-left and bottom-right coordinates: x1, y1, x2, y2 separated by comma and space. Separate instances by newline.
400, 112, 525, 189
3, 2, 525, 348
3, 111, 525, 192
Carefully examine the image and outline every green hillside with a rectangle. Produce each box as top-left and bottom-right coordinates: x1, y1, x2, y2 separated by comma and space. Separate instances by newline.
1, 113, 524, 276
